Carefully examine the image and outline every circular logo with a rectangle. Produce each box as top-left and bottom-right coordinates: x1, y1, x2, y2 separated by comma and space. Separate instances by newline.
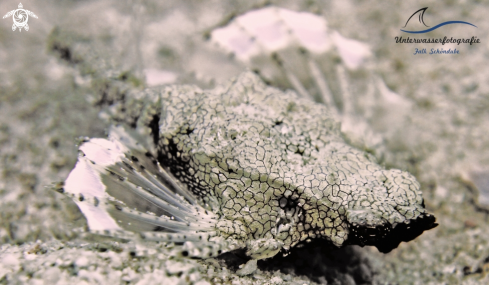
13, 9, 28, 27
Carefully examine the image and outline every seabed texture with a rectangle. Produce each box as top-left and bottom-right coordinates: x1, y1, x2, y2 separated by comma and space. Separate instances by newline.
0, 0, 489, 284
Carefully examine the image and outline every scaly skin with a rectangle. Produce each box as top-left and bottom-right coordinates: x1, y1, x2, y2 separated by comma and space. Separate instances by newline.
128, 71, 436, 258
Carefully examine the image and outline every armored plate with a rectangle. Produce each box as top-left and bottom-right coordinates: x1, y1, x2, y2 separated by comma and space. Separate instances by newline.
61, 70, 437, 260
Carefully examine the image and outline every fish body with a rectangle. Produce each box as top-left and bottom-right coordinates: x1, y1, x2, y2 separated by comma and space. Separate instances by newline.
62, 71, 437, 260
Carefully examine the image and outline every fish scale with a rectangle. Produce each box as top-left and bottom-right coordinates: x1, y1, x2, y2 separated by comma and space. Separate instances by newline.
57, 69, 437, 263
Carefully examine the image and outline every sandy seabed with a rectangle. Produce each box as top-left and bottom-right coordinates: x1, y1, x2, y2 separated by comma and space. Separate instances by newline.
1, 1, 489, 284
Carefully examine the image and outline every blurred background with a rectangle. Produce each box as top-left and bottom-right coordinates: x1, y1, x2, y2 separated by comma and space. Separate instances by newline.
0, 0, 488, 284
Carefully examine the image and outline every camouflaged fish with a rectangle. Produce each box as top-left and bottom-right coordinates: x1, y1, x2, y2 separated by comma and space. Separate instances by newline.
58, 69, 437, 264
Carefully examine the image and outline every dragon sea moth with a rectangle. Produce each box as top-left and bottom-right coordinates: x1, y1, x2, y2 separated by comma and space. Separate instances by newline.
59, 71, 437, 264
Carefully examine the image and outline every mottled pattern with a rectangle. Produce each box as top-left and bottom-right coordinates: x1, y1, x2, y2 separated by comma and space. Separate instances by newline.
121, 71, 436, 257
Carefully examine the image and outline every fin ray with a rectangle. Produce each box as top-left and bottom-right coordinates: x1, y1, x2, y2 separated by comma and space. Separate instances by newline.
63, 126, 219, 241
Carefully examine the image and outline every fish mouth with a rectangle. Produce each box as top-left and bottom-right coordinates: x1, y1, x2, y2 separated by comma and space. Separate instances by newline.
346, 213, 438, 253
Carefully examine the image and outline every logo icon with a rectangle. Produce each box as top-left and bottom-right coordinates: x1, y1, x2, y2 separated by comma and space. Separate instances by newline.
401, 7, 476, 34
2, 3, 38, 32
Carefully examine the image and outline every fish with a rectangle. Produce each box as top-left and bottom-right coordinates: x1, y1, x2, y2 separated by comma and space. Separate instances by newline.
47, 7, 437, 272
56, 70, 437, 265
